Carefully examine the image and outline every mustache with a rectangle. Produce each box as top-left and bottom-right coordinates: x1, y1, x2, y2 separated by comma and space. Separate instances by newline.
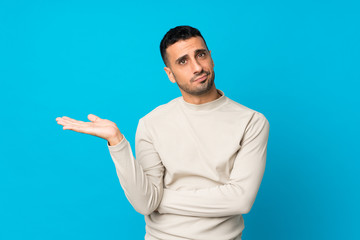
191, 71, 210, 82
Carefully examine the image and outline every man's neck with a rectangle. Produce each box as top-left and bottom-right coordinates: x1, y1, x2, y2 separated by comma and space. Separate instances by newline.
181, 87, 221, 105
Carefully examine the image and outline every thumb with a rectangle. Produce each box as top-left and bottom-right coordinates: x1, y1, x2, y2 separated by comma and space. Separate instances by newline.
88, 114, 100, 122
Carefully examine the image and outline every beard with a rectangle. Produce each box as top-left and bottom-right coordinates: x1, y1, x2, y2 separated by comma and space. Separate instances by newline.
174, 70, 215, 96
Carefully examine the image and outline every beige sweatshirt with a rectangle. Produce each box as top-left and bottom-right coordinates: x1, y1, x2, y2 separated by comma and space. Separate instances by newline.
107, 89, 270, 240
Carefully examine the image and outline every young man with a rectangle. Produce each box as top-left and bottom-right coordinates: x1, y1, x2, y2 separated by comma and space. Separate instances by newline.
56, 26, 270, 240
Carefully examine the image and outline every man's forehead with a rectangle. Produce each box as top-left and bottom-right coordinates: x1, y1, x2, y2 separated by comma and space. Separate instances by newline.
166, 37, 207, 60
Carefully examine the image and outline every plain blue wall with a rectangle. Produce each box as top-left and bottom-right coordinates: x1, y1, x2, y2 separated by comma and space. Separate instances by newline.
1, 0, 359, 239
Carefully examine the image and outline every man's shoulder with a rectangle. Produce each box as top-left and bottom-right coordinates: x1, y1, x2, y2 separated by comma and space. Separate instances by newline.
224, 96, 268, 122
140, 97, 181, 122
224, 96, 257, 114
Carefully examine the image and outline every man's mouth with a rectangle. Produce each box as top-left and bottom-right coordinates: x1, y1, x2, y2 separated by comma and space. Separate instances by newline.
193, 74, 208, 82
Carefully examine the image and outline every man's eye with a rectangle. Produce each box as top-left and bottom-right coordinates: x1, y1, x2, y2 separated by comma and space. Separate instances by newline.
198, 52, 206, 58
179, 59, 187, 64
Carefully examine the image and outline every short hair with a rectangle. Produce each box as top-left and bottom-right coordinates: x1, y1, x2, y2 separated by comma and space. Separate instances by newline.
160, 25, 208, 66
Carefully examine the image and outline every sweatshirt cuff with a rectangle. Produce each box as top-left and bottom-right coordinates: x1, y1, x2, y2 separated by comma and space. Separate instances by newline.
107, 135, 128, 152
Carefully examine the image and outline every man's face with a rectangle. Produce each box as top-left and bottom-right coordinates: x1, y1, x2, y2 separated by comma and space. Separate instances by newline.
164, 36, 215, 97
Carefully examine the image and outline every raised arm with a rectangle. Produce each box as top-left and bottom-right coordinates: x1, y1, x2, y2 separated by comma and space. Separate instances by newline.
56, 114, 164, 215
157, 112, 269, 217
108, 118, 164, 215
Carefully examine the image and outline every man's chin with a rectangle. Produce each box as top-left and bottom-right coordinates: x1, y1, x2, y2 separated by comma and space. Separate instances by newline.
191, 83, 214, 96
177, 77, 215, 96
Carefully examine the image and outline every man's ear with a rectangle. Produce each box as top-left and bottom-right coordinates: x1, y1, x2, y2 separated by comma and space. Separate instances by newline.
164, 66, 176, 83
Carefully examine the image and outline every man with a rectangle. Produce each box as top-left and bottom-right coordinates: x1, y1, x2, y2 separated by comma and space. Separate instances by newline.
56, 26, 270, 240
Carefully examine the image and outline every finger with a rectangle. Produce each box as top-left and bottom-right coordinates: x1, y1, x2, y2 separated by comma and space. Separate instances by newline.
88, 114, 101, 122
56, 118, 69, 126
62, 116, 85, 124
63, 124, 91, 134
57, 117, 85, 126
63, 125, 82, 132
57, 119, 90, 132
56, 117, 73, 123
56, 118, 77, 126
56, 119, 65, 126
59, 116, 75, 121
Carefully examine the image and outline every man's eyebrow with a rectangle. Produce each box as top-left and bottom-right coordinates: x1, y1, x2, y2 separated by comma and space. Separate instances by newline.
175, 49, 208, 64
195, 48, 208, 54
175, 54, 188, 64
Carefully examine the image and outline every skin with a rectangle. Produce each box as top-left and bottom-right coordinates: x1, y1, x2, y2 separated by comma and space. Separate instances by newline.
55, 114, 124, 146
56, 36, 220, 145
164, 36, 220, 104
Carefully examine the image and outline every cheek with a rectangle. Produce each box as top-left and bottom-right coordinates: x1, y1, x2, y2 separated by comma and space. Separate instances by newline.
202, 59, 214, 70
174, 70, 191, 81
209, 59, 214, 68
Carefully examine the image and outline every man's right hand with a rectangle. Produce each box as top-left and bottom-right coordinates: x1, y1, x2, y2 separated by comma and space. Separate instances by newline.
56, 114, 124, 146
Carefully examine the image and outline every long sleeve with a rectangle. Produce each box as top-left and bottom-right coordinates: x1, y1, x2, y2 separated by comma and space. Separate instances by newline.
157, 112, 270, 217
108, 118, 164, 215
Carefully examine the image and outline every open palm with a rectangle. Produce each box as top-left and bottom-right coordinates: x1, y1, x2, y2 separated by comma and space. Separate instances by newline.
56, 114, 122, 143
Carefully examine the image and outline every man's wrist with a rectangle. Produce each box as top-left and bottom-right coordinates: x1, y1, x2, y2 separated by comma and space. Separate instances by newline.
108, 133, 124, 146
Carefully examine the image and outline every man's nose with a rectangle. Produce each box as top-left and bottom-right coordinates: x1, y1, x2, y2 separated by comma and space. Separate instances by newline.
191, 59, 203, 74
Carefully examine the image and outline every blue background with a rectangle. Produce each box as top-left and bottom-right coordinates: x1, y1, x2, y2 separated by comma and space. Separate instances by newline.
1, 0, 359, 239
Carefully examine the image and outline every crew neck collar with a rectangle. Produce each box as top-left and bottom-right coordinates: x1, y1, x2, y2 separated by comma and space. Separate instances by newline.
179, 89, 227, 111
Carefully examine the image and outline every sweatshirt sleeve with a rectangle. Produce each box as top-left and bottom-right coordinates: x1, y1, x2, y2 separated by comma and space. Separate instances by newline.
157, 112, 269, 217
108, 118, 164, 215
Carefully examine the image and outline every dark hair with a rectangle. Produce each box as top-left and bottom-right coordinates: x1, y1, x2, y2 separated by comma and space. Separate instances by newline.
160, 25, 208, 66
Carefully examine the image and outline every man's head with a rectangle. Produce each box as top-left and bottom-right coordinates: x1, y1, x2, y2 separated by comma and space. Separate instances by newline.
160, 26, 209, 67
160, 26, 216, 98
